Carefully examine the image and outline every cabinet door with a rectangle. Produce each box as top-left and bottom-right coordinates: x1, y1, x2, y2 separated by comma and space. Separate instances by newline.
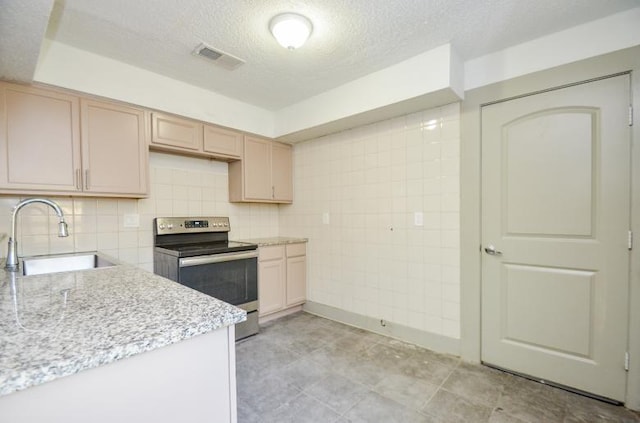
203, 125, 242, 159
243, 136, 272, 200
151, 112, 202, 152
258, 258, 286, 316
271, 142, 293, 202
286, 255, 306, 306
0, 83, 81, 191
81, 100, 148, 195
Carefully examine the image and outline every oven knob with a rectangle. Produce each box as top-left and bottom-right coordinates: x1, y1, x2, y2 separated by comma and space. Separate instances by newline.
223, 222, 228, 227
167, 224, 174, 230
159, 224, 165, 230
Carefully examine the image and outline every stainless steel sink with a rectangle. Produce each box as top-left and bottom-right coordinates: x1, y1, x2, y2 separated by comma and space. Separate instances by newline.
21, 253, 116, 276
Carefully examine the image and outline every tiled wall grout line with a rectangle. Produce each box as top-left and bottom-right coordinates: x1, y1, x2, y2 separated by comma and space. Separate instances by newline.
280, 104, 462, 342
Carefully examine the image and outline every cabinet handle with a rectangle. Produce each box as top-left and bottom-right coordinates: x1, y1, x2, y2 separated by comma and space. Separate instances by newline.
85, 170, 90, 190
75, 169, 81, 190
272, 186, 275, 199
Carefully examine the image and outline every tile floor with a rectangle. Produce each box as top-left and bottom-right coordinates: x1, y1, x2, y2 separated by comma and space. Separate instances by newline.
236, 312, 640, 423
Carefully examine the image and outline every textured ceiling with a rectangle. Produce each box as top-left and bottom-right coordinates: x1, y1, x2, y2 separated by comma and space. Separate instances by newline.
41, 0, 640, 110
0, 0, 54, 82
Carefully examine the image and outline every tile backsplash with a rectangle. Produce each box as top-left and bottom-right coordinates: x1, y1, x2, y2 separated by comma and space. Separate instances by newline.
0, 152, 279, 272
279, 103, 461, 339
1, 103, 461, 340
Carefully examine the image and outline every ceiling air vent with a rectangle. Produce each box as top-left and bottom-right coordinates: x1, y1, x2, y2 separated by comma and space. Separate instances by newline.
192, 43, 245, 70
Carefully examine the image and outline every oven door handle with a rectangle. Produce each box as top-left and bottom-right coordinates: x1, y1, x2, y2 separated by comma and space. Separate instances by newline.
179, 251, 258, 267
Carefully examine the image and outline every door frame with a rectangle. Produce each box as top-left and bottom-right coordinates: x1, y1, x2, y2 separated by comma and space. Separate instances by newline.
460, 46, 640, 408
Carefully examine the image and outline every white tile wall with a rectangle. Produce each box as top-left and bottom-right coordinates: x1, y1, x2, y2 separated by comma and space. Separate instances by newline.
0, 105, 461, 340
0, 152, 279, 273
279, 103, 461, 339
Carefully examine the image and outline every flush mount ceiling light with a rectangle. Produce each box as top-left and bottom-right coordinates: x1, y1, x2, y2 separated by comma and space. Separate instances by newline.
269, 13, 313, 50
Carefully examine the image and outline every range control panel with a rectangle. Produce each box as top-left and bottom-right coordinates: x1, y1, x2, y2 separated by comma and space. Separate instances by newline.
154, 217, 230, 235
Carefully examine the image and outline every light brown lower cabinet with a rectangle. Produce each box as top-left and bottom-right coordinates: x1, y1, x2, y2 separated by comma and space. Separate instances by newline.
285, 243, 307, 306
258, 243, 307, 317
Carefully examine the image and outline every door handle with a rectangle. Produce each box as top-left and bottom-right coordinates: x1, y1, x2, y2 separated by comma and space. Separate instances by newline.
484, 245, 503, 256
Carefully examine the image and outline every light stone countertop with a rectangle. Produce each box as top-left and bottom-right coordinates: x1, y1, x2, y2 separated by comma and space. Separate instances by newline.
0, 263, 246, 397
234, 237, 308, 247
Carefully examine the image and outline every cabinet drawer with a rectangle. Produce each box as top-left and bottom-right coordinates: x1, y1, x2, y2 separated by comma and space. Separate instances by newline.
286, 243, 306, 257
259, 245, 285, 262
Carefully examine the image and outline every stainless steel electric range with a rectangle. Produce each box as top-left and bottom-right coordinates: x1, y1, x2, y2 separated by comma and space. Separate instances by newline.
153, 217, 259, 340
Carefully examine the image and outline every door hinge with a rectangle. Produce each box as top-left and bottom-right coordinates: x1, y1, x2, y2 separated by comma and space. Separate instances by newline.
630, 105, 634, 126
625, 352, 630, 371
629, 231, 634, 251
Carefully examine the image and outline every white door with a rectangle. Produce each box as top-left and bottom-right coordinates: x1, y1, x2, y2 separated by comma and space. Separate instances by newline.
481, 74, 631, 401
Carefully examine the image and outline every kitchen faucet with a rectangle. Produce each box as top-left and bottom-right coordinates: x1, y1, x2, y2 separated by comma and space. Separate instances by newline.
4, 198, 69, 272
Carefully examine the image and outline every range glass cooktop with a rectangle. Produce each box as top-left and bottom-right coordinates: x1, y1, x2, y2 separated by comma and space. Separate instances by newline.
155, 241, 257, 257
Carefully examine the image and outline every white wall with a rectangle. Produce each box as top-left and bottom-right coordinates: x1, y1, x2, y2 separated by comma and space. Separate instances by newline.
30, 8, 640, 141
274, 44, 463, 137
34, 40, 275, 138
0, 153, 279, 271
280, 104, 461, 339
464, 8, 640, 91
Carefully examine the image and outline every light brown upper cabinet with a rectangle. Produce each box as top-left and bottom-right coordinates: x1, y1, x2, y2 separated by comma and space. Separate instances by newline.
229, 136, 293, 203
0, 83, 81, 192
80, 99, 148, 196
150, 112, 202, 152
0, 82, 148, 198
150, 112, 242, 161
203, 125, 242, 160
271, 141, 293, 201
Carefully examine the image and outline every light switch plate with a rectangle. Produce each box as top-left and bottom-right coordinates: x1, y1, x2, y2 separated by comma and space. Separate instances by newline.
322, 212, 330, 225
123, 213, 140, 228
414, 212, 424, 226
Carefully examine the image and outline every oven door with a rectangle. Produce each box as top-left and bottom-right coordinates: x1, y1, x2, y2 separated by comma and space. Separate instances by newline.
178, 251, 258, 309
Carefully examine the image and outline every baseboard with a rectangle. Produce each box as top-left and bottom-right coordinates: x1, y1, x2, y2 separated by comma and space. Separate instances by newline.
303, 301, 460, 357
258, 305, 303, 324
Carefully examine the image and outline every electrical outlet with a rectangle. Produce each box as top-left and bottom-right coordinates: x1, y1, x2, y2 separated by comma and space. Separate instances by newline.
322, 212, 330, 225
123, 213, 140, 228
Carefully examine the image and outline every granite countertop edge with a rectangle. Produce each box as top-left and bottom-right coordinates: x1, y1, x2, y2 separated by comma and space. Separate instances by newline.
234, 236, 308, 247
0, 263, 246, 397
